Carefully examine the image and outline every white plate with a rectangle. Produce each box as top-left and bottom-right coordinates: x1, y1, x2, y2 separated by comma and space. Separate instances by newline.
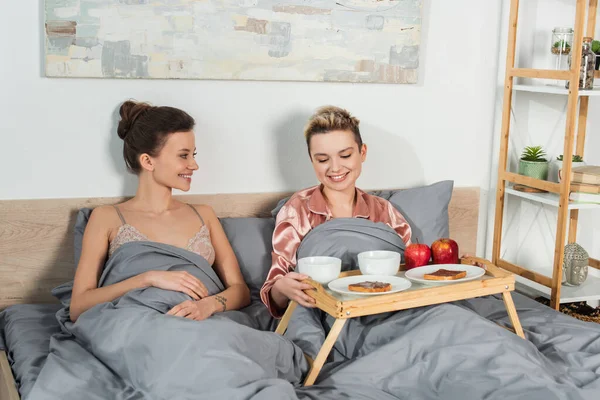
404, 264, 485, 285
328, 275, 412, 296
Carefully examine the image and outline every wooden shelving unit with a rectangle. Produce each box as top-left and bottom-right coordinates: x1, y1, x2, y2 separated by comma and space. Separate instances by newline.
492, 0, 600, 310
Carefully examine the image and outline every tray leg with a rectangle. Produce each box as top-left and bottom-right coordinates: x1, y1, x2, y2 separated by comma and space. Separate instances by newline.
305, 354, 314, 369
303, 318, 347, 387
275, 301, 297, 335
502, 291, 525, 339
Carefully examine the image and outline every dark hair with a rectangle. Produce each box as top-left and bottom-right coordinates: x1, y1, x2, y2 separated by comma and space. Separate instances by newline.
303, 106, 363, 153
117, 100, 195, 174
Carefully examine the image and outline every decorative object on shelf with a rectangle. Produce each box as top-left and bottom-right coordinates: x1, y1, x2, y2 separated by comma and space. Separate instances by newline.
592, 39, 600, 70
569, 192, 600, 204
518, 146, 549, 180
570, 182, 600, 194
569, 165, 600, 201
549, 154, 586, 183
551, 28, 573, 56
551, 27, 573, 85
562, 243, 589, 287
566, 37, 596, 90
570, 165, 600, 185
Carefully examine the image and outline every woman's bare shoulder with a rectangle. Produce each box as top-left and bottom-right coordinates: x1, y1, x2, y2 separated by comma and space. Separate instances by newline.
89, 205, 120, 222
82, 205, 122, 238
189, 203, 217, 221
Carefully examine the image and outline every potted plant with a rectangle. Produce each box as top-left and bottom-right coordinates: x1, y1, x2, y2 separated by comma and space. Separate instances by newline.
550, 154, 586, 183
592, 39, 600, 70
519, 146, 549, 180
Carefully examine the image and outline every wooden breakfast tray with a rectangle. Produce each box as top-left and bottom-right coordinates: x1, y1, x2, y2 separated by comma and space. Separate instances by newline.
275, 256, 525, 386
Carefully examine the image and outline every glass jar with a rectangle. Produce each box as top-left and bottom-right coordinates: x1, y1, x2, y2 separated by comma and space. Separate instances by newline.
551, 27, 573, 70
562, 243, 589, 287
566, 37, 596, 90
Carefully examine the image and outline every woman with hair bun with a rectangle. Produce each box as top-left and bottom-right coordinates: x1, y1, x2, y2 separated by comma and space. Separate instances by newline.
69, 100, 250, 322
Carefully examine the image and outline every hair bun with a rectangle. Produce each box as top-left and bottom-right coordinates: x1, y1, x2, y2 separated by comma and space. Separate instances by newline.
117, 100, 152, 140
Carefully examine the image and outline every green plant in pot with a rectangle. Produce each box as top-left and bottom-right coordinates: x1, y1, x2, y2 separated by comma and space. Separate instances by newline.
519, 146, 549, 180
556, 154, 584, 162
592, 39, 600, 70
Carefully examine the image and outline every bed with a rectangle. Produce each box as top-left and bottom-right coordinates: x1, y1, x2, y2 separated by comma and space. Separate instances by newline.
1, 182, 598, 400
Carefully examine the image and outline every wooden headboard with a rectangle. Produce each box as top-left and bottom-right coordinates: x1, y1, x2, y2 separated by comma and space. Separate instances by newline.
0, 187, 480, 309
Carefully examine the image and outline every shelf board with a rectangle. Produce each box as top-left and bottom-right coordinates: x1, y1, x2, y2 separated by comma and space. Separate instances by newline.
515, 268, 600, 303
513, 84, 600, 96
505, 187, 600, 210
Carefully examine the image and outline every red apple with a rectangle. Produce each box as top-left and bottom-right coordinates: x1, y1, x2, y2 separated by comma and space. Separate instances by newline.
405, 243, 431, 270
431, 238, 459, 264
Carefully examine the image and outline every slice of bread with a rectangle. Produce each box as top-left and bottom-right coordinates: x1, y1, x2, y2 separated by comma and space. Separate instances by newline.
423, 269, 467, 281
348, 281, 392, 293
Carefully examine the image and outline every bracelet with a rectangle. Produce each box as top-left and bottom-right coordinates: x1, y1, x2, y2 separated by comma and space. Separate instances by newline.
215, 295, 227, 312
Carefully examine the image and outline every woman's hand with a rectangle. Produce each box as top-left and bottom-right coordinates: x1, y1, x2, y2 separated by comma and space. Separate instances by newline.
271, 272, 316, 308
145, 271, 208, 300
167, 299, 215, 321
460, 253, 485, 269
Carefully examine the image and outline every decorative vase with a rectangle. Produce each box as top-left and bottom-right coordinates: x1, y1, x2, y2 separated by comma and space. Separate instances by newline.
562, 243, 589, 287
518, 160, 549, 180
566, 37, 596, 90
551, 27, 574, 85
549, 159, 586, 183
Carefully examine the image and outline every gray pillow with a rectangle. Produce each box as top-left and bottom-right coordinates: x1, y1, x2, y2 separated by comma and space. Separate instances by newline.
271, 180, 454, 247
219, 217, 275, 299
52, 207, 93, 306
372, 180, 454, 246
74, 208, 93, 267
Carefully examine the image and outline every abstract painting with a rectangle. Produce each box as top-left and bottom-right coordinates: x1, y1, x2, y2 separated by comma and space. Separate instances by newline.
45, 0, 422, 83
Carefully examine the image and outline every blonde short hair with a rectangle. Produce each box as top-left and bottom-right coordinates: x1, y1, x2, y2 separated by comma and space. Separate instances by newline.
303, 106, 363, 151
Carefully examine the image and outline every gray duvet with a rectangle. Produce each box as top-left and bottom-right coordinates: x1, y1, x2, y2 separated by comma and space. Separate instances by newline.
25, 242, 307, 400
7, 220, 600, 399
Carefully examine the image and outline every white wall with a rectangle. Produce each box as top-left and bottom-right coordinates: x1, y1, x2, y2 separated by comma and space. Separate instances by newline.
486, 0, 599, 289
1, 1, 504, 256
